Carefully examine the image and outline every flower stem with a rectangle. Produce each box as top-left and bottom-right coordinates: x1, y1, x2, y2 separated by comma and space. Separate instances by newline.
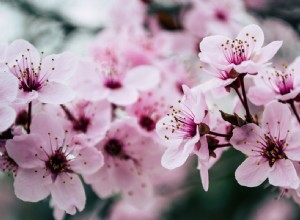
209, 131, 232, 138
209, 143, 232, 150
27, 102, 32, 134
289, 100, 300, 124
239, 74, 252, 123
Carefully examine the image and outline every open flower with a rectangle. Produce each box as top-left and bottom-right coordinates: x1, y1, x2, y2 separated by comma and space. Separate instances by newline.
156, 85, 211, 191
230, 102, 300, 189
72, 59, 161, 106
248, 57, 300, 105
85, 119, 162, 208
3, 39, 76, 104
6, 113, 104, 214
199, 24, 282, 74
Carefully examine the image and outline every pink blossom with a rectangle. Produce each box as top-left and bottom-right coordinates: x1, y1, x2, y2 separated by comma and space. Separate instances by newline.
6, 113, 104, 214
85, 119, 163, 208
230, 102, 300, 189
59, 99, 111, 141
73, 59, 161, 106
0, 73, 18, 132
2, 39, 76, 104
248, 57, 300, 105
199, 24, 282, 74
126, 90, 170, 136
156, 85, 212, 190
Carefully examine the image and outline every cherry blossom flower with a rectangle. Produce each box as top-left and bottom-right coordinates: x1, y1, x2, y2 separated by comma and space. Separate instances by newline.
230, 102, 300, 189
59, 99, 111, 141
85, 119, 163, 208
6, 113, 104, 214
248, 57, 300, 105
199, 24, 282, 74
73, 59, 161, 106
0, 72, 18, 132
156, 85, 214, 190
126, 91, 170, 136
2, 39, 76, 104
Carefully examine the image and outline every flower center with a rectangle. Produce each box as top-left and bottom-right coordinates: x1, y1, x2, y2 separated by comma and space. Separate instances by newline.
6, 50, 54, 92
45, 148, 70, 175
221, 37, 254, 65
215, 10, 227, 22
139, 115, 156, 131
73, 116, 90, 133
261, 135, 287, 167
104, 139, 123, 157
163, 104, 197, 140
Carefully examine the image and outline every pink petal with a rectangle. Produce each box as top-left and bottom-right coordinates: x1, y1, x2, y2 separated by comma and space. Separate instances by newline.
161, 136, 197, 169
107, 87, 138, 106
182, 85, 207, 123
42, 52, 77, 83
230, 124, 264, 156
14, 168, 51, 202
14, 90, 38, 104
261, 102, 291, 140
269, 159, 299, 189
6, 39, 40, 67
199, 35, 232, 67
156, 116, 181, 141
248, 86, 275, 106
0, 73, 18, 103
122, 174, 153, 208
233, 60, 264, 74
0, 105, 16, 132
235, 157, 270, 187
236, 24, 264, 52
51, 174, 86, 214
253, 41, 282, 64
69, 146, 104, 175
31, 113, 65, 143
38, 81, 75, 104
6, 134, 46, 168
124, 65, 160, 91
198, 160, 209, 191
84, 166, 119, 198
285, 131, 300, 161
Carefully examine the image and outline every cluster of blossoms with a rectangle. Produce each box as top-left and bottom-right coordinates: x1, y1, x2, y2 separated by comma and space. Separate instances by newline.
2, 0, 300, 219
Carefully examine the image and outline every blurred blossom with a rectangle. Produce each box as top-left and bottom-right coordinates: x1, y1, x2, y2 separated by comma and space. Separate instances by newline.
250, 197, 296, 220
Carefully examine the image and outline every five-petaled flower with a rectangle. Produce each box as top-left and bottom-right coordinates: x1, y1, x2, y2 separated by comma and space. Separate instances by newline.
230, 102, 300, 189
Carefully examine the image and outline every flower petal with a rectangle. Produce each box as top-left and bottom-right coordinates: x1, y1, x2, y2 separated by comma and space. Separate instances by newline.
0, 105, 16, 132
230, 124, 264, 156
235, 157, 270, 187
253, 41, 282, 64
269, 159, 299, 189
51, 174, 86, 215
161, 137, 197, 169
107, 87, 138, 106
124, 65, 160, 91
38, 81, 75, 104
69, 146, 104, 175
6, 134, 46, 168
261, 102, 292, 140
42, 52, 77, 83
285, 131, 300, 161
248, 86, 275, 106
0, 73, 18, 103
236, 24, 264, 52
14, 168, 51, 202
